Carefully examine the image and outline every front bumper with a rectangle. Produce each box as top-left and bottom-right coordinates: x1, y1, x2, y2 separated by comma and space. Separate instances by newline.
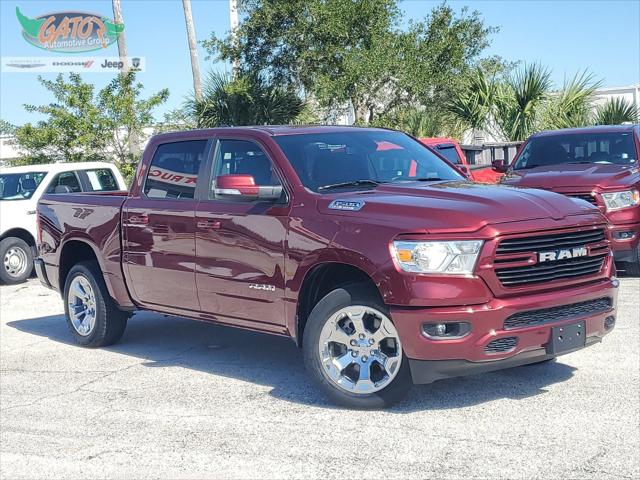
390, 278, 618, 383
609, 222, 640, 262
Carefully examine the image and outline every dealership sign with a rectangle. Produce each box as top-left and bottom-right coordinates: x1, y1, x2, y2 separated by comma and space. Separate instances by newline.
15, 7, 124, 53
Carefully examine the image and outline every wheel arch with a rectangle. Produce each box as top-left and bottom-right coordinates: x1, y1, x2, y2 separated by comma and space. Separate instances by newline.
293, 260, 383, 347
1, 228, 36, 248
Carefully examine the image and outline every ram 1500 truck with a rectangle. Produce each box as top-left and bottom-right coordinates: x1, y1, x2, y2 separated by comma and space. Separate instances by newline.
498, 125, 640, 275
36, 126, 619, 408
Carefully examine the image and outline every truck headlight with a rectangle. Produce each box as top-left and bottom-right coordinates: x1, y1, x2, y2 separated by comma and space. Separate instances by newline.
392, 240, 483, 274
601, 190, 640, 211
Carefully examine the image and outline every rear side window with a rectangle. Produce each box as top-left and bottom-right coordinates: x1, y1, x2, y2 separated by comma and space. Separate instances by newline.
435, 144, 462, 164
144, 140, 208, 199
85, 169, 119, 191
47, 171, 82, 194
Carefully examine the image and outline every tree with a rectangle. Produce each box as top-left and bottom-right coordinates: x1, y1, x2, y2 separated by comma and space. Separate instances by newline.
13, 73, 168, 172
493, 63, 552, 141
541, 71, 601, 130
446, 67, 496, 140
204, 1, 496, 123
0, 119, 16, 135
594, 98, 639, 125
185, 71, 304, 127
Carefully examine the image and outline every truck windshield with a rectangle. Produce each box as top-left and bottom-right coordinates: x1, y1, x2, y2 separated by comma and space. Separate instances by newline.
275, 131, 463, 192
514, 132, 638, 170
0, 172, 47, 200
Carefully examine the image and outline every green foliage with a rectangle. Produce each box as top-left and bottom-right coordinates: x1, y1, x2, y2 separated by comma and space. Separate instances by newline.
13, 72, 168, 168
541, 71, 601, 130
369, 106, 465, 139
594, 98, 639, 125
204, 1, 496, 123
0, 119, 16, 135
447, 67, 496, 133
185, 71, 304, 127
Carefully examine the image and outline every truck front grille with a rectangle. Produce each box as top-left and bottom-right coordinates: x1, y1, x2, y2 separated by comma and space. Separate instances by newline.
494, 228, 608, 287
485, 337, 518, 354
504, 297, 612, 330
566, 192, 599, 206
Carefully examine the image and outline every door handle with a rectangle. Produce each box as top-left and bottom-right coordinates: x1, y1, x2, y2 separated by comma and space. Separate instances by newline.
197, 220, 221, 230
125, 213, 149, 226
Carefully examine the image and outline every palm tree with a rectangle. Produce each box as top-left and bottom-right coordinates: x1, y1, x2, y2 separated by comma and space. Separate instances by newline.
594, 98, 639, 125
186, 71, 304, 127
542, 71, 601, 130
494, 63, 552, 141
447, 67, 496, 141
182, 0, 203, 101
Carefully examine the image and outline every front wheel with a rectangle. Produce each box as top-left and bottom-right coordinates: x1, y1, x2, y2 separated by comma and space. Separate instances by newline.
302, 285, 412, 409
0, 237, 33, 284
63, 261, 128, 347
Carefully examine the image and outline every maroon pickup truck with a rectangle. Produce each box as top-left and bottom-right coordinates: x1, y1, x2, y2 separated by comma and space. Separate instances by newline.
36, 126, 618, 408
499, 125, 640, 275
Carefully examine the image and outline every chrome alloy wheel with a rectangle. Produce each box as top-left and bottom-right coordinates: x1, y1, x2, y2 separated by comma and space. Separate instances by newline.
67, 275, 97, 336
318, 305, 403, 394
3, 246, 28, 278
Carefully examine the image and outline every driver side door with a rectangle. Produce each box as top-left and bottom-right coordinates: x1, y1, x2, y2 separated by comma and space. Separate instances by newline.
195, 137, 289, 332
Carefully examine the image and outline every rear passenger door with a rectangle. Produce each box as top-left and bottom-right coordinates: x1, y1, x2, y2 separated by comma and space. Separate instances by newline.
194, 137, 289, 330
122, 139, 212, 311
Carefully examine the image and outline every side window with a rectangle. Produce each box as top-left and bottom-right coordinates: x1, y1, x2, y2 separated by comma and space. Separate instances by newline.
85, 169, 119, 191
144, 140, 208, 199
211, 139, 282, 197
47, 171, 81, 194
435, 144, 462, 164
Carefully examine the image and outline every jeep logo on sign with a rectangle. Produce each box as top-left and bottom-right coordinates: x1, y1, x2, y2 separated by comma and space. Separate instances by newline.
538, 247, 588, 263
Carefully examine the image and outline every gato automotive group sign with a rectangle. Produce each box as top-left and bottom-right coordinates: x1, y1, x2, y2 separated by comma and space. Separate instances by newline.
15, 7, 124, 53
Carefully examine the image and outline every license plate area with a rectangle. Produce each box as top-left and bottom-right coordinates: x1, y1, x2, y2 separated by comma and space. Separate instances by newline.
547, 322, 586, 355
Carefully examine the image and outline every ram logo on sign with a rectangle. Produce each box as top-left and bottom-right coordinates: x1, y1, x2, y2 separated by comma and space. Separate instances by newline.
538, 247, 588, 263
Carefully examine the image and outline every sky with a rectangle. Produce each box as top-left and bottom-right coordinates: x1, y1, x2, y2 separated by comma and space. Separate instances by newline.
1, 0, 639, 126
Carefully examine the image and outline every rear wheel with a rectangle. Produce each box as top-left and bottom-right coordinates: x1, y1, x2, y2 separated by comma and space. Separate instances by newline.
302, 285, 412, 409
0, 237, 33, 284
63, 261, 127, 347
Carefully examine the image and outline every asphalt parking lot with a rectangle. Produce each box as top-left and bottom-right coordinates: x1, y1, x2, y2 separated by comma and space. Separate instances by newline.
1, 277, 638, 479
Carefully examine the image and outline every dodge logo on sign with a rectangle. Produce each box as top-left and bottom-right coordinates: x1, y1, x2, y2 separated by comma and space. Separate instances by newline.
539, 247, 588, 263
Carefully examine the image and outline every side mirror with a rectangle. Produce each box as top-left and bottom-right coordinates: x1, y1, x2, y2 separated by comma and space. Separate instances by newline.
213, 174, 282, 201
491, 159, 509, 173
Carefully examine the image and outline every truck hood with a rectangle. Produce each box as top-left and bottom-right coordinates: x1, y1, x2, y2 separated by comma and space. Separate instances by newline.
503, 163, 640, 191
316, 181, 598, 233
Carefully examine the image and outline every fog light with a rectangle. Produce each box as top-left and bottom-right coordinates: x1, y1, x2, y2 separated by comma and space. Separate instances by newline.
422, 322, 471, 340
604, 316, 615, 330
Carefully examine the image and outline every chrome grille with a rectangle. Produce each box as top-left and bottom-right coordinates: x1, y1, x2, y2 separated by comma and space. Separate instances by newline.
485, 337, 518, 354
495, 228, 608, 287
496, 229, 605, 254
504, 297, 612, 330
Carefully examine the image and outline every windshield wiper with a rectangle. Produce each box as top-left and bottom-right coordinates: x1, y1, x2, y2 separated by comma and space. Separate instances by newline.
317, 179, 383, 191
412, 177, 443, 181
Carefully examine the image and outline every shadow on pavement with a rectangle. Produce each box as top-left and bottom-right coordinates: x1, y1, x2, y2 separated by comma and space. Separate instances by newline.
8, 312, 576, 412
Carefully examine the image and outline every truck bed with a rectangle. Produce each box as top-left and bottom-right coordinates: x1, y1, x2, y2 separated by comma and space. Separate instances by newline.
37, 192, 133, 308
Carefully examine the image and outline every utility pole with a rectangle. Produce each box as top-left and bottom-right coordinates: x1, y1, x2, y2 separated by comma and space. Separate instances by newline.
111, 0, 129, 73
111, 0, 138, 158
229, 0, 239, 76
182, 0, 203, 101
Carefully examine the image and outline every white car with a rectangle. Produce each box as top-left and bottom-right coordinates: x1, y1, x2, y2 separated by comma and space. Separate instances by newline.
0, 162, 126, 284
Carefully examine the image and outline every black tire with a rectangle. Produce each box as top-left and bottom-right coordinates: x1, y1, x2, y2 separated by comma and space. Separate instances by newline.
0, 237, 33, 284
302, 285, 412, 409
63, 261, 127, 348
